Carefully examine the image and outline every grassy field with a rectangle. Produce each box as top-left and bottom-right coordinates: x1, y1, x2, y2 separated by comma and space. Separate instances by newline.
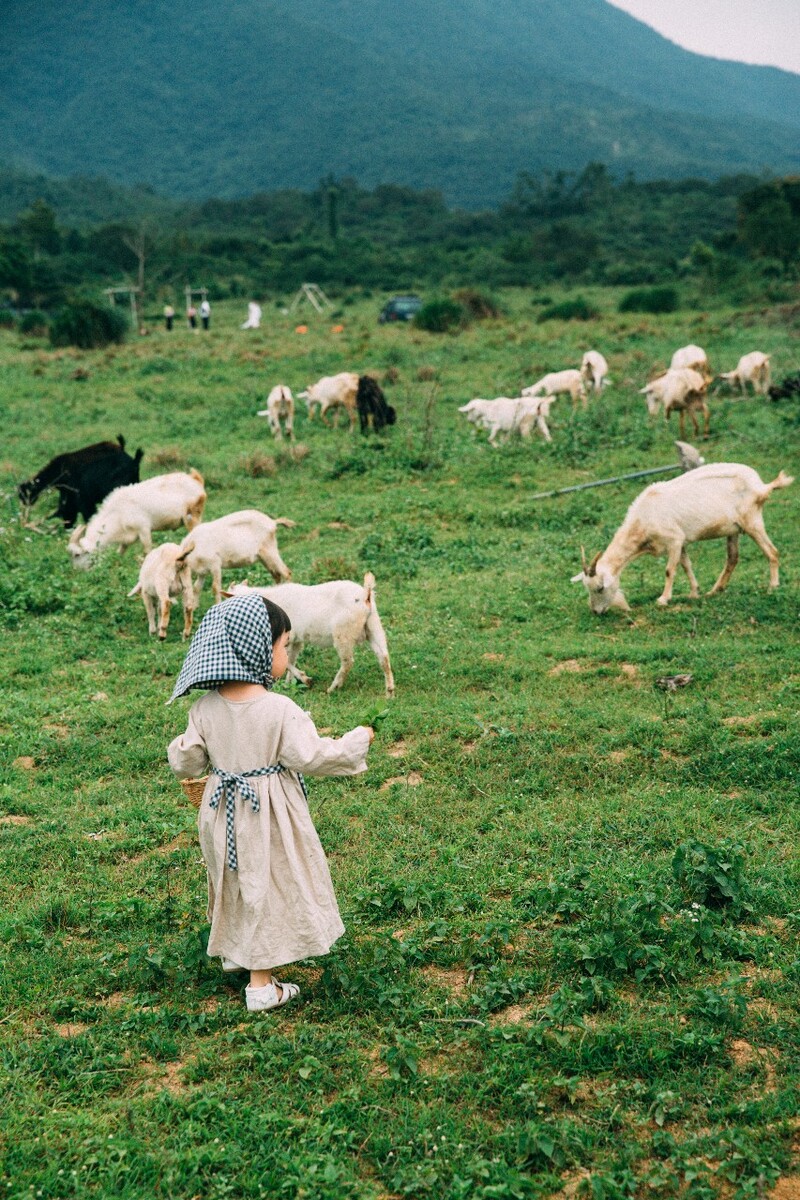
1, 290, 799, 1199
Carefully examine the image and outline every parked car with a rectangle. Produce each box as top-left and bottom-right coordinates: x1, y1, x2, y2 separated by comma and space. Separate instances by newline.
378, 295, 422, 324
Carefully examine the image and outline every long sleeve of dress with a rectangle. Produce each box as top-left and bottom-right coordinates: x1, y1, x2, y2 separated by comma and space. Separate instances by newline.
278, 702, 371, 777
168, 707, 210, 779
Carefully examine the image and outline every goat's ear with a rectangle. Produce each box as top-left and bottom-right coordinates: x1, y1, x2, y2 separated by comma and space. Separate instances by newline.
570, 572, 585, 584
221, 590, 233, 598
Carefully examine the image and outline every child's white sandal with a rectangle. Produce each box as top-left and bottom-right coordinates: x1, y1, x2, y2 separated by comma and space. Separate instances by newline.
245, 980, 300, 1012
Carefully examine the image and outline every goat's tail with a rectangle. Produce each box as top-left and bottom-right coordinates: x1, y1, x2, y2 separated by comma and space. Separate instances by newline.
275, 517, 295, 528
189, 468, 204, 485
175, 537, 194, 565
362, 571, 376, 606
765, 470, 794, 498
117, 434, 126, 450
127, 582, 141, 597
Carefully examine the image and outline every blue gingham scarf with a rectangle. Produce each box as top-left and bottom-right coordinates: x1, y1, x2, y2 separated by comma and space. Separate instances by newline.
169, 594, 274, 703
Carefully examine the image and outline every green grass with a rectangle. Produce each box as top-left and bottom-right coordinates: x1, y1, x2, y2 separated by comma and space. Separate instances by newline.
1, 290, 799, 1199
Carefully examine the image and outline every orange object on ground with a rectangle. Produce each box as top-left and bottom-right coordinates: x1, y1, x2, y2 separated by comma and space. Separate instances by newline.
331, 324, 345, 333
295, 324, 308, 334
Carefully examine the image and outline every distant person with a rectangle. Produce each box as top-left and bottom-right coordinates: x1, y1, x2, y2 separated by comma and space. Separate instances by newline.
200, 299, 211, 331
164, 304, 175, 332
241, 301, 262, 330
187, 305, 198, 331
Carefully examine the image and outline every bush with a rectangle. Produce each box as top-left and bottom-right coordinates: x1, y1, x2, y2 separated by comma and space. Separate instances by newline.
414, 298, 469, 333
19, 310, 49, 335
0, 309, 16, 329
452, 288, 501, 319
49, 299, 128, 349
536, 295, 598, 322
672, 839, 750, 912
618, 286, 679, 314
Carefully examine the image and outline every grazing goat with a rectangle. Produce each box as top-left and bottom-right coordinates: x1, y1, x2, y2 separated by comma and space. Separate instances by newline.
523, 369, 587, 408
257, 385, 294, 440
641, 368, 710, 438
670, 344, 711, 380
68, 470, 206, 568
719, 352, 771, 397
769, 371, 800, 401
356, 375, 396, 433
459, 396, 554, 446
128, 543, 195, 641
299, 372, 359, 429
18, 436, 143, 527
571, 463, 793, 612
176, 510, 294, 610
226, 573, 395, 697
581, 350, 610, 393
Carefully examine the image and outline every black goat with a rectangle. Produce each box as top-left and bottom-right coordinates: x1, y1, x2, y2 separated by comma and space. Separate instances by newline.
768, 372, 800, 401
356, 375, 396, 434
18, 436, 144, 527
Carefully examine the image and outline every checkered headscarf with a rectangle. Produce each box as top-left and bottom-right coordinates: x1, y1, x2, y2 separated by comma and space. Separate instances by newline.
169, 594, 274, 703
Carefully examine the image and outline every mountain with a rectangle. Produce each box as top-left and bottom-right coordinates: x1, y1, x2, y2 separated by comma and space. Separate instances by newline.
2, 0, 799, 206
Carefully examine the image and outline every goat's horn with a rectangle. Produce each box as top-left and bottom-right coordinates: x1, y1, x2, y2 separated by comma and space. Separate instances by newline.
587, 552, 601, 577
580, 545, 587, 571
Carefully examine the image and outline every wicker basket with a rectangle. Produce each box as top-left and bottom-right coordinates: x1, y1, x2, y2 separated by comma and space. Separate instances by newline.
179, 776, 209, 808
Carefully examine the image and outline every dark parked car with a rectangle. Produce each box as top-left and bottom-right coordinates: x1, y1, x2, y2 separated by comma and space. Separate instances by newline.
378, 295, 422, 323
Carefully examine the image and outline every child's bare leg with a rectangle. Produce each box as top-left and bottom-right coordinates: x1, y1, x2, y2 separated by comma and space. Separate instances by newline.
250, 969, 274, 990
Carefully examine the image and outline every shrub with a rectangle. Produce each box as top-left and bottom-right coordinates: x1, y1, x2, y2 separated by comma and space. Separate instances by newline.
50, 299, 128, 349
672, 839, 750, 911
536, 296, 599, 322
618, 286, 679, 314
0, 309, 16, 329
452, 288, 502, 319
414, 298, 469, 333
19, 310, 49, 335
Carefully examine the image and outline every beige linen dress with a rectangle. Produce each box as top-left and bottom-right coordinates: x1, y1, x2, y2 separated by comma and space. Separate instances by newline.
168, 690, 370, 970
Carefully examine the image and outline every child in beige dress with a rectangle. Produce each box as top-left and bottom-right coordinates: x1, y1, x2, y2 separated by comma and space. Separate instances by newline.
168, 593, 372, 1011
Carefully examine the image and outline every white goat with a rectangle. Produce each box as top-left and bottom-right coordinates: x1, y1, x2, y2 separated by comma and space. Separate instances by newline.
523, 369, 587, 408
581, 350, 610, 393
257, 385, 294, 440
298, 372, 359, 429
459, 396, 554, 445
719, 352, 771, 397
176, 510, 294, 610
641, 367, 710, 438
226, 573, 395, 697
68, 470, 206, 569
571, 463, 793, 612
670, 344, 711, 380
128, 542, 195, 641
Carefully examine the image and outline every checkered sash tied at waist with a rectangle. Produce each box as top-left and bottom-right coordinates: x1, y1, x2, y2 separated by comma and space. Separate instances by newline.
209, 765, 309, 871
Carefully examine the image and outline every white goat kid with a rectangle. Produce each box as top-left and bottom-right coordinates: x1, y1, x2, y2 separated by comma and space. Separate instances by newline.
128, 542, 195, 640
719, 352, 771, 397
670, 344, 711, 380
226, 574, 395, 697
298, 372, 359, 429
522, 369, 587, 408
177, 510, 294, 610
581, 350, 610, 393
641, 367, 710, 438
571, 463, 793, 612
459, 397, 554, 445
257, 385, 295, 440
68, 470, 206, 569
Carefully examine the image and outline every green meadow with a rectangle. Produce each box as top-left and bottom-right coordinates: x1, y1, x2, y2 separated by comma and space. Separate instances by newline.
1, 291, 798, 1199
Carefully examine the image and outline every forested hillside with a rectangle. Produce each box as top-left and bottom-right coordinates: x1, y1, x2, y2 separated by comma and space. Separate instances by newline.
2, 0, 800, 206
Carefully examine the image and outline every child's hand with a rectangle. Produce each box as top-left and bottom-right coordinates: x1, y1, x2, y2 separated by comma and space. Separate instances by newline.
367, 727, 375, 744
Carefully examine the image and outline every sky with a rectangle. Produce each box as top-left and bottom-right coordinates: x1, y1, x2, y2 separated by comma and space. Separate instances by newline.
606, 0, 800, 75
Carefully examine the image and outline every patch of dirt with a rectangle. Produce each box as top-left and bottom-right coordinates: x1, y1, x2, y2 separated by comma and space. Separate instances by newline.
549, 659, 582, 676
722, 714, 770, 727
729, 1039, 760, 1068
419, 965, 468, 998
380, 772, 423, 791
660, 749, 689, 763
554, 1169, 592, 1199
0, 814, 32, 826
482, 652, 505, 662
461, 740, 478, 753
490, 1003, 530, 1026
125, 832, 193, 866
769, 1179, 800, 1199
90, 692, 109, 702
12, 756, 36, 770
54, 1023, 88, 1038
607, 750, 629, 764
326, 521, 352, 531
386, 739, 408, 759
101, 992, 128, 1007
618, 663, 639, 679
44, 723, 70, 739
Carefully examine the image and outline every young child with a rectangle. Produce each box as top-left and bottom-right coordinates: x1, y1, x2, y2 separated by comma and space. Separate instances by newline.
167, 593, 373, 1012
